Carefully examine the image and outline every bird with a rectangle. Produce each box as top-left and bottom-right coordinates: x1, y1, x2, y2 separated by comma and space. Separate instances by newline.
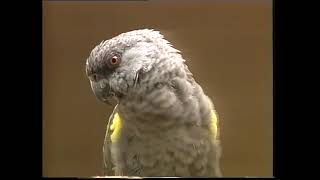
85, 29, 222, 177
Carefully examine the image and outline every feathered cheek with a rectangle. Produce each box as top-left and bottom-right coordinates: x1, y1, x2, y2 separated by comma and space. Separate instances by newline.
109, 76, 129, 95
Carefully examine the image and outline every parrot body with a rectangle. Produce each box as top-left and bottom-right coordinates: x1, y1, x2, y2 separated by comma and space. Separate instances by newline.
86, 29, 222, 177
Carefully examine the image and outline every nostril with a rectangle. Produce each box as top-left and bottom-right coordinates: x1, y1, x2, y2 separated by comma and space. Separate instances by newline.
91, 74, 102, 82
93, 74, 98, 81
90, 73, 105, 82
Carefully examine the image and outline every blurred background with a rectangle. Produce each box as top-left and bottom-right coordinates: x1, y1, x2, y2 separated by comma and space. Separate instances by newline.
43, 0, 272, 177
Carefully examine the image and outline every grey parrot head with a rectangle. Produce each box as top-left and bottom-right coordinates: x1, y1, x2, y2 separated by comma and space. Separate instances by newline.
85, 29, 186, 105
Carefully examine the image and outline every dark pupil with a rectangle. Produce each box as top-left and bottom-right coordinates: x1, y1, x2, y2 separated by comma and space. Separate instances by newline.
111, 57, 117, 64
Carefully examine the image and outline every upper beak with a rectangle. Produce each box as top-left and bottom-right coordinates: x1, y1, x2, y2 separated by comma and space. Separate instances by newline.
90, 80, 114, 105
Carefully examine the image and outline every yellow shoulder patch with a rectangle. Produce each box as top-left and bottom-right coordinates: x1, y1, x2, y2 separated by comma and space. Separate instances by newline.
210, 110, 219, 140
110, 113, 123, 143
109, 111, 217, 142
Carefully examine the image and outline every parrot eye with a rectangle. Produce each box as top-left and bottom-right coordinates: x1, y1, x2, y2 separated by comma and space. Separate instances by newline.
106, 55, 121, 68
111, 56, 118, 64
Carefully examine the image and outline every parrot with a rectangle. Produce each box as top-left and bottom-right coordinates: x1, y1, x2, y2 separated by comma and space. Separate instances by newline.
85, 29, 222, 177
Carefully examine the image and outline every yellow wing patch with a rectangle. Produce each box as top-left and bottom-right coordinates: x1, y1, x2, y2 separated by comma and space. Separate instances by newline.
210, 110, 219, 140
110, 113, 123, 143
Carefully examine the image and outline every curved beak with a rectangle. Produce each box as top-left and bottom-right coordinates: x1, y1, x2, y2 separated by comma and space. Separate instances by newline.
90, 80, 114, 105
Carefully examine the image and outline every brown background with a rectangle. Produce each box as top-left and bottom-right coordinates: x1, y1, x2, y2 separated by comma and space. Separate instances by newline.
43, 0, 273, 177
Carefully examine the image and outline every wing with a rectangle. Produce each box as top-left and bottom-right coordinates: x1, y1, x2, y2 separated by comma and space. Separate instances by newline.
102, 104, 119, 176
